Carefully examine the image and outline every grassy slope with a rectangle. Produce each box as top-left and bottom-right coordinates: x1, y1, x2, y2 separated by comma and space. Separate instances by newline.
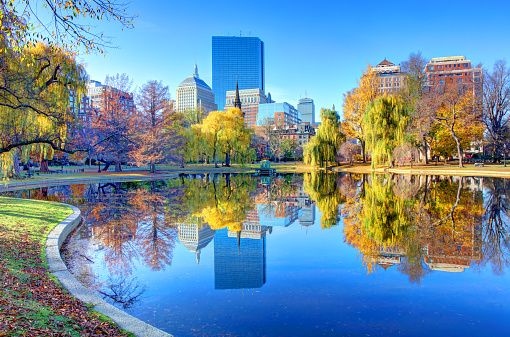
0, 197, 132, 336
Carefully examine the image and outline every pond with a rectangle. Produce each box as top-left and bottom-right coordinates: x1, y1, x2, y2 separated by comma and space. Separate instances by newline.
3, 173, 510, 336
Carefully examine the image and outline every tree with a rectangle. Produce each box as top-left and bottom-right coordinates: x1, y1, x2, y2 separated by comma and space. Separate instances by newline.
422, 77, 483, 167
339, 142, 361, 165
0, 0, 135, 54
280, 138, 298, 160
304, 108, 345, 167
399, 51, 431, 163
197, 108, 251, 167
482, 60, 510, 156
0, 41, 88, 175
260, 117, 282, 161
132, 80, 184, 173
342, 65, 380, 162
363, 96, 409, 168
89, 73, 136, 172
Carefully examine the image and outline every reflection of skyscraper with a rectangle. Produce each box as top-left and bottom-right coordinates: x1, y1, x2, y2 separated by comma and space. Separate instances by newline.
178, 223, 216, 263
214, 228, 266, 290
299, 206, 315, 227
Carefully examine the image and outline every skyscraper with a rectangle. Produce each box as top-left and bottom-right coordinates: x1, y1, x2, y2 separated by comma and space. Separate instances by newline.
297, 97, 315, 125
175, 64, 217, 114
212, 36, 265, 111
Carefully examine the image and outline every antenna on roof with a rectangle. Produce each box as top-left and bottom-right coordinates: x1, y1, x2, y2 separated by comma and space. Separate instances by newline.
249, 30, 251, 36
240, 30, 242, 37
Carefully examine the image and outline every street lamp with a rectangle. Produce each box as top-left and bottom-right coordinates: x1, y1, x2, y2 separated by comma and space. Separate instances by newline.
504, 144, 507, 168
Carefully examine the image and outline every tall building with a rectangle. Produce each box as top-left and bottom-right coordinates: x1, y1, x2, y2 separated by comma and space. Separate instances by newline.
297, 97, 315, 125
224, 88, 272, 128
212, 36, 265, 112
372, 59, 405, 94
424, 56, 482, 96
257, 102, 301, 127
175, 64, 217, 114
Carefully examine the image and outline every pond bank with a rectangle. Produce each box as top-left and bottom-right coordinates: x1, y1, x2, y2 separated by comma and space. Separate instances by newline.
0, 197, 136, 336
333, 163, 510, 178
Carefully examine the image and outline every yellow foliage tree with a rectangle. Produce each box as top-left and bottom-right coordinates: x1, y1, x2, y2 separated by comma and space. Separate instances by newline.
342, 65, 380, 162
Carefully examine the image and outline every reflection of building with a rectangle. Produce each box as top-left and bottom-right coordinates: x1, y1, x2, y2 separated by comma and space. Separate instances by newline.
257, 202, 301, 227
175, 64, 217, 114
214, 228, 266, 290
178, 222, 216, 263
212, 36, 265, 112
374, 246, 407, 270
299, 206, 315, 227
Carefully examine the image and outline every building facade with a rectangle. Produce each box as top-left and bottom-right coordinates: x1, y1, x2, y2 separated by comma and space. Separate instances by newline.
224, 88, 273, 128
212, 36, 265, 112
297, 97, 315, 125
278, 122, 316, 147
85, 79, 135, 115
175, 64, 217, 114
257, 102, 301, 127
372, 59, 405, 94
424, 56, 482, 96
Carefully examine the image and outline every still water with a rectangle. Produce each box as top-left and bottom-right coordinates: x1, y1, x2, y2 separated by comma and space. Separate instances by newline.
3, 173, 510, 336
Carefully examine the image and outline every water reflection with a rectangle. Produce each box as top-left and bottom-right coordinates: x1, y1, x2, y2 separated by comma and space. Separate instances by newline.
4, 174, 510, 289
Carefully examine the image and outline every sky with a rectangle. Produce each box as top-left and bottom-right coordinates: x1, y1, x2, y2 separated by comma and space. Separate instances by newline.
78, 0, 510, 121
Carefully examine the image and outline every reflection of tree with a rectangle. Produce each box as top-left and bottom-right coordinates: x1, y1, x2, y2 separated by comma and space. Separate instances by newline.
477, 178, 510, 275
362, 174, 412, 245
303, 172, 345, 228
184, 174, 256, 233
343, 174, 487, 284
98, 276, 146, 310
258, 175, 298, 219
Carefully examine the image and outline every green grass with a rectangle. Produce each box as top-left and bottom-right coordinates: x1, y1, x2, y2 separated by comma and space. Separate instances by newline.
0, 197, 131, 336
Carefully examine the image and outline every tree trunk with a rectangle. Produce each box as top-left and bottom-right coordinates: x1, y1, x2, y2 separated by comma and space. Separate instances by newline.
224, 152, 231, 167
213, 148, 218, 168
13, 152, 21, 179
423, 136, 429, 165
450, 128, 463, 168
40, 159, 49, 173
115, 161, 122, 172
150, 161, 156, 173
103, 161, 112, 171
361, 140, 366, 163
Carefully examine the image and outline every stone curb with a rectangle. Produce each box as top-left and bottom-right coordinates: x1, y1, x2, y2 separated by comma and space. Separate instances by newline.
45, 202, 172, 337
2, 173, 179, 192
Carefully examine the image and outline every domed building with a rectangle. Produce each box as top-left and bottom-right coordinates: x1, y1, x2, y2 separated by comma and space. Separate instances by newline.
175, 64, 217, 115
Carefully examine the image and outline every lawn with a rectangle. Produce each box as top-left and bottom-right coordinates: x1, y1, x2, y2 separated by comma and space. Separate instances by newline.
0, 197, 132, 336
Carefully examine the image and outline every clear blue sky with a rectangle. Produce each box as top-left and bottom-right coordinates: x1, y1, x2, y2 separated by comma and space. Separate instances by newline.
80, 0, 510, 120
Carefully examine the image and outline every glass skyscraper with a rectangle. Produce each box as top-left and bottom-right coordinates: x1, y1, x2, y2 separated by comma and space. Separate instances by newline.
212, 36, 265, 111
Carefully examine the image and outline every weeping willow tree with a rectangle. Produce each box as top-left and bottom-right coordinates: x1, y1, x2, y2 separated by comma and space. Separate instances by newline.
0, 38, 88, 176
303, 171, 345, 228
363, 96, 409, 169
304, 108, 345, 167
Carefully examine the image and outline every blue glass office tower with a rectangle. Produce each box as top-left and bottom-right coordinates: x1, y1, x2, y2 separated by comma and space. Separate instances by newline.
212, 36, 265, 111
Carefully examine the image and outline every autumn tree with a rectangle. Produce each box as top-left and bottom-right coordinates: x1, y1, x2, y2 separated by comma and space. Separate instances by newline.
132, 80, 184, 173
363, 96, 409, 168
0, 0, 136, 54
0, 1, 135, 174
0, 40, 87, 175
398, 51, 431, 163
482, 60, 510, 156
195, 108, 252, 167
342, 65, 380, 162
89, 74, 136, 172
304, 108, 345, 167
421, 77, 483, 167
